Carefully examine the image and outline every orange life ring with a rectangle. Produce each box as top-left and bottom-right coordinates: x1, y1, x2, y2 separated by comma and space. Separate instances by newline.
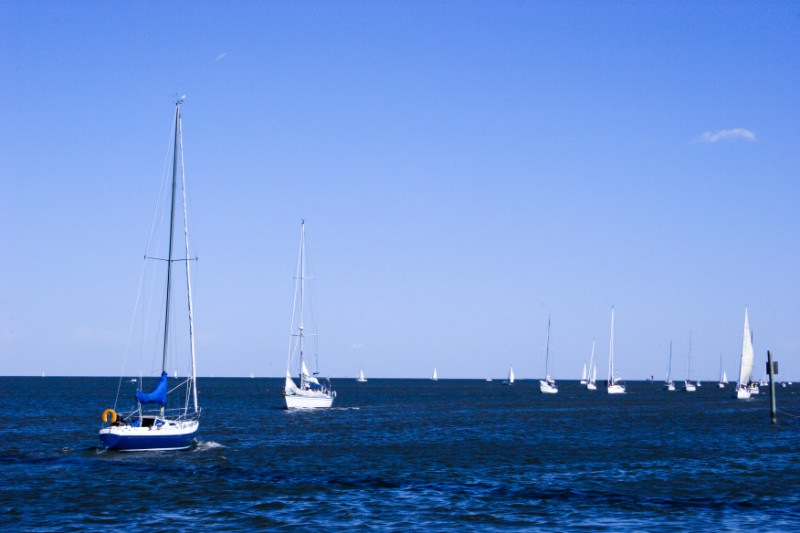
102, 409, 117, 423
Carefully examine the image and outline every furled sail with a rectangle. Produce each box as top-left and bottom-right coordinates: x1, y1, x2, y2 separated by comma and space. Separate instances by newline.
135, 371, 168, 405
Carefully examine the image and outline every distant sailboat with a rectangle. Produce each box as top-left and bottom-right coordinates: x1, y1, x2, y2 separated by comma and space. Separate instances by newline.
539, 316, 558, 394
606, 307, 625, 394
99, 99, 200, 451
683, 334, 696, 392
717, 354, 728, 389
356, 369, 367, 383
732, 308, 755, 399
580, 363, 588, 385
586, 340, 597, 391
431, 368, 438, 381
663, 341, 675, 391
503, 366, 515, 385
282, 221, 336, 409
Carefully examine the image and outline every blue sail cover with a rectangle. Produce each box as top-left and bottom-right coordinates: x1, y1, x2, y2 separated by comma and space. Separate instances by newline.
136, 371, 168, 405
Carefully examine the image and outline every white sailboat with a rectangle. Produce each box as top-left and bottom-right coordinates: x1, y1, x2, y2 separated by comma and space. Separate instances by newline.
607, 307, 625, 394
580, 363, 588, 385
99, 99, 200, 451
356, 369, 367, 383
586, 340, 597, 391
503, 366, 515, 385
717, 354, 728, 388
282, 221, 336, 409
664, 341, 676, 391
732, 307, 755, 399
683, 334, 696, 392
539, 316, 558, 394
431, 368, 438, 381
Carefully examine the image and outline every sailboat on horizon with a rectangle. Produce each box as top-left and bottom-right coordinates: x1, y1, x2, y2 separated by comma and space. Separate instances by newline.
431, 368, 438, 381
539, 316, 558, 394
356, 369, 367, 383
606, 307, 625, 394
282, 221, 336, 409
663, 341, 676, 391
683, 334, 696, 392
717, 354, 728, 388
503, 366, 515, 385
586, 340, 597, 391
732, 307, 755, 399
99, 99, 200, 451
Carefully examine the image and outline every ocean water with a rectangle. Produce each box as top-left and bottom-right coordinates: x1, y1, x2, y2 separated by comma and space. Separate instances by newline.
1, 377, 799, 531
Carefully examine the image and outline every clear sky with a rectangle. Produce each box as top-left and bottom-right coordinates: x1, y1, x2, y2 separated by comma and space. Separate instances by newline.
1, 1, 798, 381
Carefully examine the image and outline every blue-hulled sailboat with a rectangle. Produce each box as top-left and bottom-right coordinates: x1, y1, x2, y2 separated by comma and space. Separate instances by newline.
99, 99, 200, 450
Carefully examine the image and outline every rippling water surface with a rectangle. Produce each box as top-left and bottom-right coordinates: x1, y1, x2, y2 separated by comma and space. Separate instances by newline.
2, 377, 799, 531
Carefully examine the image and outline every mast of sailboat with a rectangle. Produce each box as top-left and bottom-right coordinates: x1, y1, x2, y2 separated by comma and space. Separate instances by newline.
298, 220, 306, 386
608, 307, 615, 386
544, 315, 551, 378
667, 341, 672, 382
687, 332, 692, 382
176, 97, 199, 414
158, 99, 182, 416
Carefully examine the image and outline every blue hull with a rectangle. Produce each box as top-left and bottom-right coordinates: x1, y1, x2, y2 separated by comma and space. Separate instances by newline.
99, 430, 197, 451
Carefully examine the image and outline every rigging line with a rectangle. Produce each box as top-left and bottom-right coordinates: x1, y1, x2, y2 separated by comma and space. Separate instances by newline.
285, 228, 303, 374
145, 256, 198, 262
142, 114, 179, 259
776, 408, 800, 419
114, 251, 153, 411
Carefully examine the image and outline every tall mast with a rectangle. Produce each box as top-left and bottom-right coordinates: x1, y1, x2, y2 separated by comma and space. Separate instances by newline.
544, 315, 551, 377
162, 102, 181, 374
159, 99, 181, 416
177, 97, 199, 413
687, 332, 692, 381
608, 307, 614, 386
667, 341, 672, 381
298, 220, 306, 381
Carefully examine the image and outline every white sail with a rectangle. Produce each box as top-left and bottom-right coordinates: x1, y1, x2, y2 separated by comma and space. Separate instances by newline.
581, 363, 587, 383
284, 371, 299, 394
508, 366, 515, 384
356, 369, 367, 382
739, 308, 753, 385
432, 368, 438, 381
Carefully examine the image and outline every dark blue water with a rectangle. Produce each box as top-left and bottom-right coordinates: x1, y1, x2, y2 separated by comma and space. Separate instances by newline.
2, 377, 799, 531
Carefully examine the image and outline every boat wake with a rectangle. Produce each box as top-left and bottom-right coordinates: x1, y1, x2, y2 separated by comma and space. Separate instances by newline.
194, 440, 226, 451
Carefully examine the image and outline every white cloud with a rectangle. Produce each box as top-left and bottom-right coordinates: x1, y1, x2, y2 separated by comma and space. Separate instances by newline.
215, 52, 227, 62
695, 128, 756, 143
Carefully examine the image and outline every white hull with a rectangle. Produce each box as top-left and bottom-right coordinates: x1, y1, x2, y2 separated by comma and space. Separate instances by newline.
732, 386, 751, 399
586, 382, 597, 391
749, 385, 760, 395
607, 383, 625, 394
664, 381, 676, 391
683, 381, 696, 392
717, 382, 726, 388
539, 380, 558, 394
284, 392, 335, 409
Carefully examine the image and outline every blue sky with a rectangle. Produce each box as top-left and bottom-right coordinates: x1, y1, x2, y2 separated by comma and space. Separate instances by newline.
1, 1, 798, 380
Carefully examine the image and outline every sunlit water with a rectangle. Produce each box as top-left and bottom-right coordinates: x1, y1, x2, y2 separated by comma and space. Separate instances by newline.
2, 377, 799, 531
